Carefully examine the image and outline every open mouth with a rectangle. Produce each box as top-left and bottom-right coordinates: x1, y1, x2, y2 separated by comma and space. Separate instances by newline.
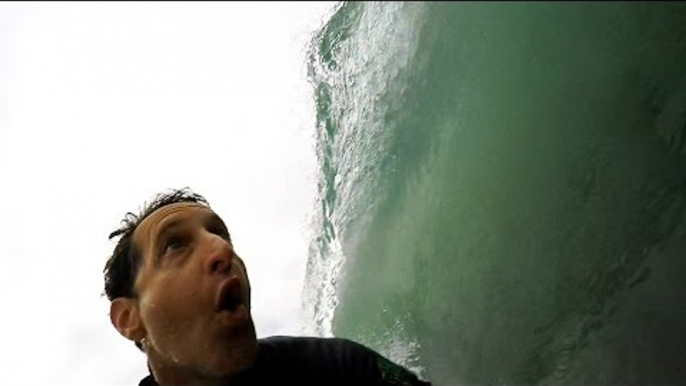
217, 277, 243, 313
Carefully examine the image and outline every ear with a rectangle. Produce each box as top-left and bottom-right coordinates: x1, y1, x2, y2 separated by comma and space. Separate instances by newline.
110, 298, 146, 343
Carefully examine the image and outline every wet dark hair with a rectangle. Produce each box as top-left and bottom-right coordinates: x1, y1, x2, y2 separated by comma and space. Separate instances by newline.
104, 188, 210, 350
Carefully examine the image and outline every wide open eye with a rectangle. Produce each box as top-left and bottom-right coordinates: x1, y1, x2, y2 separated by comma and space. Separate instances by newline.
163, 235, 187, 256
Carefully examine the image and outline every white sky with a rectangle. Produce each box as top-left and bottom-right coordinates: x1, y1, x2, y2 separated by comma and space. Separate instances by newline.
0, 2, 336, 384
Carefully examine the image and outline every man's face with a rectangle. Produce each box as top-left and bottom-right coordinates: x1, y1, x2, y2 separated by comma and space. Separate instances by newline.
129, 202, 257, 378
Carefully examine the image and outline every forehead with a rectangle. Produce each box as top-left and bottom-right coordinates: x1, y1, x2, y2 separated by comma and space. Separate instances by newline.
133, 202, 215, 249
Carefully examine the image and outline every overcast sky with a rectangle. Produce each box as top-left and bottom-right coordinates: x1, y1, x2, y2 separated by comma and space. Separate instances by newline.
0, 2, 335, 384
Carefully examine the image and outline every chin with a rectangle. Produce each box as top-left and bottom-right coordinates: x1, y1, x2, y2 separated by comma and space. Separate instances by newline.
214, 319, 258, 370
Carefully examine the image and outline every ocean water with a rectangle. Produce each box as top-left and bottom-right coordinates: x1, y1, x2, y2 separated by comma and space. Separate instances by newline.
301, 3, 686, 385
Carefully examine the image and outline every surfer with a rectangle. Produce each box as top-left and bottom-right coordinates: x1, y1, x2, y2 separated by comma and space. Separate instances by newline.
104, 188, 431, 385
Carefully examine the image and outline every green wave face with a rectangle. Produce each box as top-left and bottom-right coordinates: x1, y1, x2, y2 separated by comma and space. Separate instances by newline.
304, 3, 686, 385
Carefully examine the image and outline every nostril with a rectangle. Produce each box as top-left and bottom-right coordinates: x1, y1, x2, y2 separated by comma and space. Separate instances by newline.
211, 259, 221, 273
208, 254, 232, 274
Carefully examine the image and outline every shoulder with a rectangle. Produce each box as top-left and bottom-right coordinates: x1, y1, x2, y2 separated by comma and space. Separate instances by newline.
257, 336, 431, 385
258, 335, 378, 367
256, 336, 379, 382
260, 335, 375, 354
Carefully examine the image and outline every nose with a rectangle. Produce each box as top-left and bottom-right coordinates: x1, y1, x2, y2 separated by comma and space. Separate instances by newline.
203, 232, 233, 275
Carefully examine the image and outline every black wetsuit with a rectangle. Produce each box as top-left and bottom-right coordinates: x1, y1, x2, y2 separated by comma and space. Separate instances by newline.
139, 336, 431, 386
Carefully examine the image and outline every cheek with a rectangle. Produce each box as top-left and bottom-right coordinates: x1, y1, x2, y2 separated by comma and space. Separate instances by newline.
139, 282, 204, 348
